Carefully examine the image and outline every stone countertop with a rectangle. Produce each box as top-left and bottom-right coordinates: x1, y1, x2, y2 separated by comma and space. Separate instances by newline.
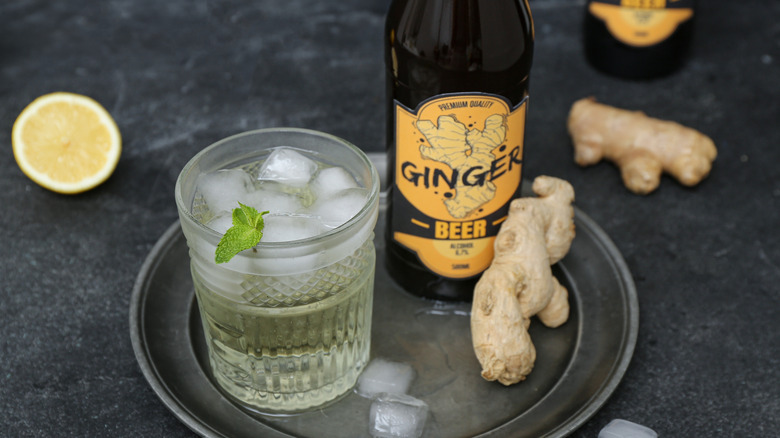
1, 0, 778, 436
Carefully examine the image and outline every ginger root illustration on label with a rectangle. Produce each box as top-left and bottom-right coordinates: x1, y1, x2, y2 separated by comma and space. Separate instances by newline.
471, 176, 575, 385
416, 113, 506, 219
567, 97, 717, 194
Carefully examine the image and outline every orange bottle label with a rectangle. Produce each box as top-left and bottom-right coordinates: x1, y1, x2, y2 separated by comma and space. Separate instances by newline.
589, 0, 694, 47
391, 93, 527, 278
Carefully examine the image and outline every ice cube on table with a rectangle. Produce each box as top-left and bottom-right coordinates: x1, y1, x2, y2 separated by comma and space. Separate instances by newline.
357, 358, 416, 398
311, 166, 359, 198
261, 214, 325, 242
369, 393, 429, 438
599, 419, 657, 438
310, 187, 368, 229
196, 169, 253, 213
257, 147, 318, 187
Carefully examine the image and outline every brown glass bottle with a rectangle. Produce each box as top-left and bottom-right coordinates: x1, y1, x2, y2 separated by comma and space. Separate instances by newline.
384, 0, 534, 301
584, 0, 696, 79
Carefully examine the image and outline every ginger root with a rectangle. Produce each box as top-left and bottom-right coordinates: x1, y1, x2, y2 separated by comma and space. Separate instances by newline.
568, 97, 717, 195
471, 176, 575, 385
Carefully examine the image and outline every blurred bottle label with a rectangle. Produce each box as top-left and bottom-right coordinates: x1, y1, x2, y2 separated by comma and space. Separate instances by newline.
391, 93, 527, 278
589, 0, 694, 47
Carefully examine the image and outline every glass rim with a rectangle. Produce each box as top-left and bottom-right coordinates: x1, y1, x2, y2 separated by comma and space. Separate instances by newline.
174, 127, 380, 250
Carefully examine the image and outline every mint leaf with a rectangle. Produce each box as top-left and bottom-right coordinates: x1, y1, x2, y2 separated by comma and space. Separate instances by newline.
214, 203, 269, 264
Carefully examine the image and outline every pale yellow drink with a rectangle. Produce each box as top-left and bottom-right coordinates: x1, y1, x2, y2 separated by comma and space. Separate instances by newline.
175, 128, 379, 413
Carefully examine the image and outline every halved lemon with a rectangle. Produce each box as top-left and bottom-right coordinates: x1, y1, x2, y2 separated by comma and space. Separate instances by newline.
12, 92, 121, 194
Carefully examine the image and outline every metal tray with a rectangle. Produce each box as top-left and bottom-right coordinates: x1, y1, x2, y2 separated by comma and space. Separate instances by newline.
130, 165, 638, 438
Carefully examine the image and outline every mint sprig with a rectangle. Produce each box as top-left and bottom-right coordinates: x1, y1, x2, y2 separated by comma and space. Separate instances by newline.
215, 202, 269, 264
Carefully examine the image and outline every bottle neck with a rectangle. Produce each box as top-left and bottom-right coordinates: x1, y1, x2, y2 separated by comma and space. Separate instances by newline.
386, 0, 533, 102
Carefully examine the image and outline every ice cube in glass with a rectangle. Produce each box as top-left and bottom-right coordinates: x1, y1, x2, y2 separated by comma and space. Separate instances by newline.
196, 168, 253, 214
311, 166, 359, 198
261, 213, 325, 242
257, 147, 318, 187
243, 184, 304, 215
205, 211, 234, 235
311, 187, 368, 228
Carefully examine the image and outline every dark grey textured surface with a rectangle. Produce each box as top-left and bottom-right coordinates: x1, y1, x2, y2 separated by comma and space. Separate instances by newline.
1, 0, 778, 437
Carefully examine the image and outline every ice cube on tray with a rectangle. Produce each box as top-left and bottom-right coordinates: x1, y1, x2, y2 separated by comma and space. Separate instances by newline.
357, 358, 415, 398
369, 393, 429, 438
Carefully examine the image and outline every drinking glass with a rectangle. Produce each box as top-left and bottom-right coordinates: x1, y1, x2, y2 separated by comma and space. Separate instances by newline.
175, 128, 380, 413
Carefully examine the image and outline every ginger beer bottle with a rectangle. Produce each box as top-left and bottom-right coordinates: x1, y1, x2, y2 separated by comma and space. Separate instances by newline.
384, 0, 534, 301
584, 0, 696, 79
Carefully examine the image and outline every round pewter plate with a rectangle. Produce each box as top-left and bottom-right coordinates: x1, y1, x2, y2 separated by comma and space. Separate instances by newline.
130, 180, 638, 438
